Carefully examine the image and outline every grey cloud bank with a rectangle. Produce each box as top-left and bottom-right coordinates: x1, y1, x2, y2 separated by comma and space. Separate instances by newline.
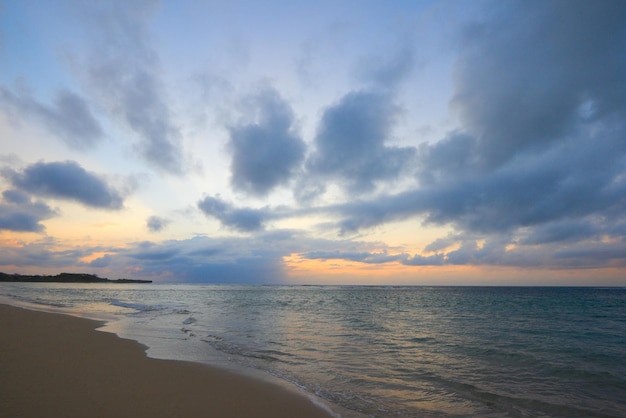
452, 0, 626, 168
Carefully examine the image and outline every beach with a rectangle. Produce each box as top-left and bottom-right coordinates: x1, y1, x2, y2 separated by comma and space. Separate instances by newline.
0, 304, 333, 418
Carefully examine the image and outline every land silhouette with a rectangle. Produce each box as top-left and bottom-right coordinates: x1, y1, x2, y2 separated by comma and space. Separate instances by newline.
0, 272, 151, 284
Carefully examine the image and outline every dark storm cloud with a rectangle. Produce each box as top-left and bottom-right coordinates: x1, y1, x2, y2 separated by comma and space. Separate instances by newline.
198, 195, 267, 232
304, 90, 416, 197
0, 87, 103, 150
7, 161, 124, 209
0, 190, 56, 232
335, 125, 626, 236
451, 0, 626, 168
228, 87, 305, 196
426, 132, 626, 234
146, 215, 170, 232
78, 1, 184, 175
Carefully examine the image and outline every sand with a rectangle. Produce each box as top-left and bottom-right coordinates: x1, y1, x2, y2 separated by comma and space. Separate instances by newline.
0, 304, 334, 418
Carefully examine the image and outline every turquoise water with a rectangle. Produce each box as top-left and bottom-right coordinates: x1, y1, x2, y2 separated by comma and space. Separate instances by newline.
1, 284, 625, 417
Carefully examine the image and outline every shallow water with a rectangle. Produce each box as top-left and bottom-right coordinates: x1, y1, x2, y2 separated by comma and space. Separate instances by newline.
1, 283, 625, 417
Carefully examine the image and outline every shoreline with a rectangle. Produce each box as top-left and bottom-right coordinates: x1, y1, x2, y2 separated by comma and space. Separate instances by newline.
0, 304, 335, 418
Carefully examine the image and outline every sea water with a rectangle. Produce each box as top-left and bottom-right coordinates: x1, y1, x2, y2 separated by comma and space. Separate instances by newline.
1, 283, 625, 417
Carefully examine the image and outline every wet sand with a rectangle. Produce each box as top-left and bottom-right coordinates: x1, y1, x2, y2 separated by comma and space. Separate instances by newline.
0, 304, 333, 418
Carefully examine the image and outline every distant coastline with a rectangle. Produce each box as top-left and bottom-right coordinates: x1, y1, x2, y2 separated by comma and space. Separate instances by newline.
0, 272, 152, 284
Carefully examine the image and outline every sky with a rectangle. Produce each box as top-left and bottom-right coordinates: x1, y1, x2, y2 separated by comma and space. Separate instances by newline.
1, 0, 625, 285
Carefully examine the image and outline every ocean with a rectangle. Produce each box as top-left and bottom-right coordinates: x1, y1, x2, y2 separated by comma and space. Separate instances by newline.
1, 283, 625, 417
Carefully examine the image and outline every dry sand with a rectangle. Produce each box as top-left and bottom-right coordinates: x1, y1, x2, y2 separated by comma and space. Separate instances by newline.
0, 304, 334, 418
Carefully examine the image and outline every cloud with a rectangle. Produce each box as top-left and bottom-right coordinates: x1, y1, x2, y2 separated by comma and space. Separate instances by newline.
519, 220, 599, 246
423, 234, 463, 253
0, 190, 57, 232
416, 132, 478, 186
554, 242, 626, 267
96, 232, 422, 283
427, 134, 625, 234
302, 250, 444, 266
77, 1, 184, 175
326, 156, 626, 264
303, 90, 416, 197
298, 234, 626, 270
128, 241, 181, 260
1, 230, 430, 282
303, 250, 404, 264
228, 86, 305, 196
0, 238, 93, 268
146, 215, 170, 232
408, 0, 626, 239
403, 253, 445, 266
311, 0, 626, 270
196, 194, 320, 232
198, 195, 267, 232
451, 0, 626, 168
0, 87, 103, 150
107, 235, 292, 283
88, 254, 113, 267
87, 0, 626, 273
6, 161, 124, 209
334, 125, 626, 236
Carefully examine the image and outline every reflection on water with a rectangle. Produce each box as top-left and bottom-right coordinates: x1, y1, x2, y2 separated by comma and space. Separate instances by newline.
1, 283, 625, 417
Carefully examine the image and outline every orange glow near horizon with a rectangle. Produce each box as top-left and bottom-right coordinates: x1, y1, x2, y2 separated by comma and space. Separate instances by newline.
282, 253, 626, 286
282, 252, 484, 285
